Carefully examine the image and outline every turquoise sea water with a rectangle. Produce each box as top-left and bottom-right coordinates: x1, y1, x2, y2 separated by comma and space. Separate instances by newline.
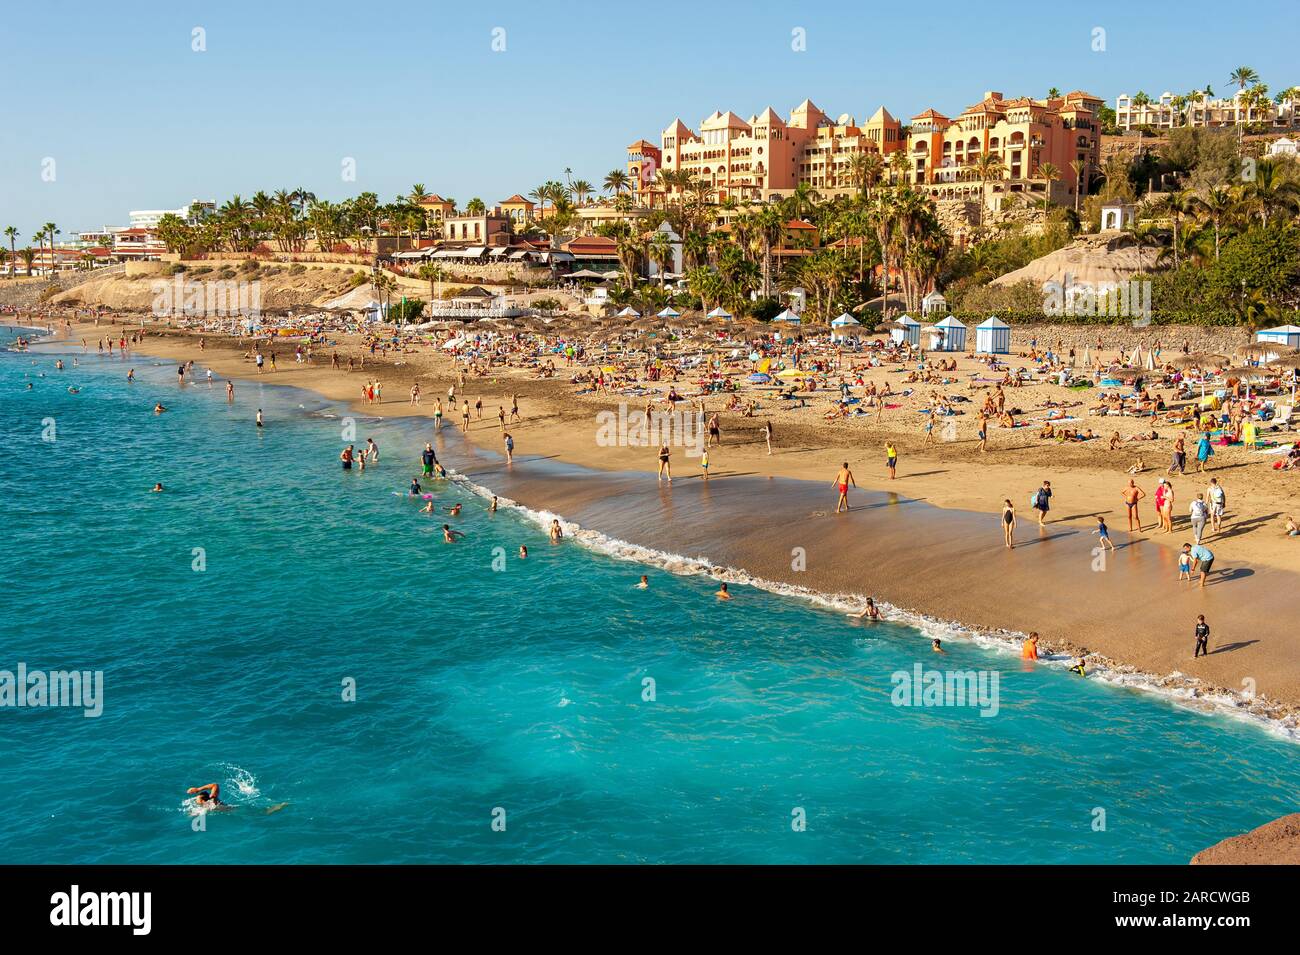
2, 331, 1299, 864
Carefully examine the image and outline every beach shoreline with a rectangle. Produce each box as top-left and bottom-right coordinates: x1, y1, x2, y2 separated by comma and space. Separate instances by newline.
27, 317, 1300, 737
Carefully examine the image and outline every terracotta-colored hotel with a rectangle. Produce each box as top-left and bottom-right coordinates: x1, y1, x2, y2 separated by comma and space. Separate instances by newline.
631, 89, 1102, 210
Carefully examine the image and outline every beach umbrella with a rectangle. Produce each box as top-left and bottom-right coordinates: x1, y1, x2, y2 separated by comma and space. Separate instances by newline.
657, 307, 681, 319
1239, 341, 1292, 359
774, 308, 801, 324
1194, 352, 1230, 367
831, 313, 861, 327
706, 306, 734, 321
776, 368, 809, 378
616, 307, 641, 318
748, 372, 771, 383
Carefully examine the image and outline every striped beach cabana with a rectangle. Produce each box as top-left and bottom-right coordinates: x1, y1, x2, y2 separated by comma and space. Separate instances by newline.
890, 314, 921, 346
975, 316, 1011, 354
706, 306, 734, 321
927, 315, 966, 351
773, 308, 802, 325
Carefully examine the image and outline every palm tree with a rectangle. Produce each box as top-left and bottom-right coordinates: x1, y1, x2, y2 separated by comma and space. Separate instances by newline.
848, 151, 885, 201
1243, 159, 1299, 227
409, 184, 428, 203
972, 153, 1003, 226
1197, 188, 1234, 260
416, 262, 444, 302
3, 226, 17, 278
615, 233, 647, 289
1047, 87, 1061, 99
1151, 190, 1193, 267
648, 230, 674, 287
465, 197, 487, 216
1037, 163, 1060, 211
869, 189, 899, 314
571, 179, 593, 207
1068, 159, 1088, 214
603, 169, 630, 196
1228, 66, 1260, 137
19, 247, 36, 276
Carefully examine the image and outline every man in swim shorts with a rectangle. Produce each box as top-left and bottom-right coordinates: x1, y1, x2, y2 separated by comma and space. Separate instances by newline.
832, 462, 856, 513
421, 443, 437, 477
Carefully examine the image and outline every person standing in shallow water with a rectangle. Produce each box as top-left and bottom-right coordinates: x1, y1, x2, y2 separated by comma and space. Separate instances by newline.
832, 462, 856, 513
1001, 499, 1016, 548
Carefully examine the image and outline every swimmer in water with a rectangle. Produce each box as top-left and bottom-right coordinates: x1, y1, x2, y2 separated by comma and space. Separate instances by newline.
490, 496, 498, 513
636, 575, 649, 589
151, 483, 164, 493
931, 638, 946, 654
1021, 632, 1039, 660
442, 524, 464, 543
1068, 656, 1087, 676
187, 783, 230, 810
256, 409, 264, 428
549, 519, 563, 542
518, 545, 527, 559
848, 597, 880, 620
420, 500, 435, 514
154, 403, 166, 414
126, 369, 135, 382
715, 582, 732, 600
447, 503, 462, 516
67, 386, 80, 394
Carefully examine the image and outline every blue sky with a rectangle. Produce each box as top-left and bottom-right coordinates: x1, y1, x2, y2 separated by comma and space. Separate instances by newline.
1, 0, 1295, 241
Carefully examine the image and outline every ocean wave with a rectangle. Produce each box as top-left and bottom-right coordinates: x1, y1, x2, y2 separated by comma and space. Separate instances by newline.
443, 466, 1300, 745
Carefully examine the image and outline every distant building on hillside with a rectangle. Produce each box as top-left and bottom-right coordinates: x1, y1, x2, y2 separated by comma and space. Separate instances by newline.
1115, 88, 1299, 132
645, 98, 903, 205
128, 200, 214, 230
905, 90, 1103, 209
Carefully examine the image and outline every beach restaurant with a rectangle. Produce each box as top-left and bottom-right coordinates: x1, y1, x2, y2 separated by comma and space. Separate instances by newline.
926, 315, 966, 351
975, 316, 1011, 354
890, 315, 921, 347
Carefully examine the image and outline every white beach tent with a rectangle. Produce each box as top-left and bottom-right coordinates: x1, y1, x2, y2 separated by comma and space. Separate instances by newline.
616, 307, 641, 318
974, 316, 1010, 354
890, 314, 921, 346
657, 307, 681, 319
707, 306, 734, 321
927, 315, 966, 351
773, 308, 802, 324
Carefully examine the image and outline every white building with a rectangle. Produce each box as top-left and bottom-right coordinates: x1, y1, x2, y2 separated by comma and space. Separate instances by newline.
128, 200, 215, 230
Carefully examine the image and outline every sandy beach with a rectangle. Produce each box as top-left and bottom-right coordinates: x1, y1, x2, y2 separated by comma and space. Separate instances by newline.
37, 314, 1300, 724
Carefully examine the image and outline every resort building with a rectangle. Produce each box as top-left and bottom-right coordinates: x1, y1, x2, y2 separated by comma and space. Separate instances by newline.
648, 98, 903, 204
625, 139, 662, 207
128, 200, 214, 230
440, 209, 512, 248
905, 90, 1103, 208
1115, 88, 1300, 132
499, 195, 535, 225
416, 194, 456, 220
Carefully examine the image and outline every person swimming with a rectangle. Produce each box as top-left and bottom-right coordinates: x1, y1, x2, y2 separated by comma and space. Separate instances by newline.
518, 545, 527, 559
1068, 656, 1087, 676
931, 638, 946, 654
1021, 632, 1039, 660
442, 524, 463, 543
187, 783, 229, 810
549, 519, 563, 542
636, 575, 649, 589
151, 483, 164, 493
715, 582, 732, 600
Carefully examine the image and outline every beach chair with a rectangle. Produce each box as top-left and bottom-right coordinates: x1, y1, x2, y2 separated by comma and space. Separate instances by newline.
1272, 404, 1294, 432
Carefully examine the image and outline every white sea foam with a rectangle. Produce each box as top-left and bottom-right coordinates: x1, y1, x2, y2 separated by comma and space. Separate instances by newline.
445, 466, 1300, 744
